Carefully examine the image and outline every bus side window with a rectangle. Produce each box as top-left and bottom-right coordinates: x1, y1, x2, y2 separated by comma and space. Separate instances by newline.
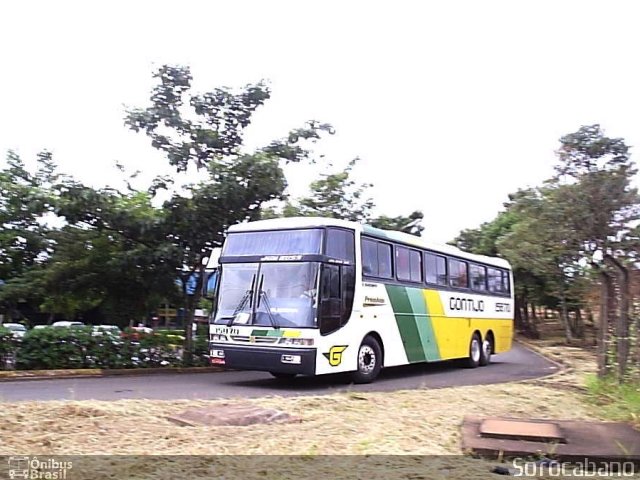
448, 259, 468, 288
488, 267, 504, 293
425, 253, 447, 285
361, 238, 378, 276
377, 242, 393, 279
470, 264, 487, 291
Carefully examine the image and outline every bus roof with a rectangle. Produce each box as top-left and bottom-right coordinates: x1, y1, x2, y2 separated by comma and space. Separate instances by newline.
227, 217, 511, 270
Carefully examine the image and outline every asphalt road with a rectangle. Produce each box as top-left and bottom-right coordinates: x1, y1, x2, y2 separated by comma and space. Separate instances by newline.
0, 344, 557, 402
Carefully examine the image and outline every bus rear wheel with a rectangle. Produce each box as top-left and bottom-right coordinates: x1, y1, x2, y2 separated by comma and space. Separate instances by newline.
479, 334, 493, 366
465, 333, 482, 368
351, 335, 382, 384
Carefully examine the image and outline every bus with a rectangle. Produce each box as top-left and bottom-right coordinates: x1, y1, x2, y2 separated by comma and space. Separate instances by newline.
208, 217, 513, 383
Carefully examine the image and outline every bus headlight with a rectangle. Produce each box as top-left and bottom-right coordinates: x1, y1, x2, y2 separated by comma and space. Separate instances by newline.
211, 334, 228, 342
278, 337, 314, 346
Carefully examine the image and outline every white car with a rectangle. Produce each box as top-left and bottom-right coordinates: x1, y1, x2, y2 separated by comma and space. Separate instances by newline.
92, 325, 122, 337
51, 321, 85, 328
2, 323, 27, 339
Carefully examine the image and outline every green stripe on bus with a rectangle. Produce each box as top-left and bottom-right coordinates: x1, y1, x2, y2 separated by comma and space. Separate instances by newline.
406, 288, 440, 361
385, 285, 426, 362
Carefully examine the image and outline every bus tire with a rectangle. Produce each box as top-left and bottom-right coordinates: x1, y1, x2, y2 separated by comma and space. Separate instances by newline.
479, 334, 493, 367
352, 335, 382, 384
269, 372, 297, 380
466, 333, 482, 368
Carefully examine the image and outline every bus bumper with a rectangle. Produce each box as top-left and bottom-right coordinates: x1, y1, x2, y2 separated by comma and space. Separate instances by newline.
209, 343, 317, 375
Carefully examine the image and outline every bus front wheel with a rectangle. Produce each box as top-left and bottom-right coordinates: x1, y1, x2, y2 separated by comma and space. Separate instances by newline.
466, 333, 482, 368
352, 335, 382, 384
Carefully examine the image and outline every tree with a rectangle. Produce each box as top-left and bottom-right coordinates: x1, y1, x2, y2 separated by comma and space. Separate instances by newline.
0, 151, 60, 319
125, 65, 332, 362
53, 184, 182, 325
369, 210, 424, 236
262, 157, 425, 236
497, 187, 586, 342
552, 125, 639, 380
452, 124, 639, 380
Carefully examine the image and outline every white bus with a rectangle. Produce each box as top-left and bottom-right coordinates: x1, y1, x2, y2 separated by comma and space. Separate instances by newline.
209, 217, 513, 383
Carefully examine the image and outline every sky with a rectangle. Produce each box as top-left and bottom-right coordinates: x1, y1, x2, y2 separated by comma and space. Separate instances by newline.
1, 0, 639, 244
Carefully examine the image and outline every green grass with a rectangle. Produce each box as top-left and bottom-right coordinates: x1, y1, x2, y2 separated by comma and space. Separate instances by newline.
586, 375, 640, 425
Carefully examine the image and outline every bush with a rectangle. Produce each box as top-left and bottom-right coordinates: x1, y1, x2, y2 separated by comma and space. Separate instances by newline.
15, 327, 206, 370
17, 327, 97, 370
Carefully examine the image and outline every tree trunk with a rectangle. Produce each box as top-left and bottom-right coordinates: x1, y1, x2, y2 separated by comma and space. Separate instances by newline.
573, 308, 584, 339
514, 295, 523, 330
559, 281, 573, 344
528, 301, 540, 338
181, 264, 205, 366
604, 255, 630, 382
597, 270, 611, 378
183, 293, 194, 365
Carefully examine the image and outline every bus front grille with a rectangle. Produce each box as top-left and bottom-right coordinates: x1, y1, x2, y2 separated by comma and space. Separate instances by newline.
230, 335, 278, 344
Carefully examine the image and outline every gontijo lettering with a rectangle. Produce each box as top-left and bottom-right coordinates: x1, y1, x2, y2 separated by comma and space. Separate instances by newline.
449, 297, 485, 312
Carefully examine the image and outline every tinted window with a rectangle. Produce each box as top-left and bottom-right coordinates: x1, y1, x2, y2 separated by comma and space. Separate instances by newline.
223, 229, 322, 256
396, 246, 422, 282
361, 238, 393, 279
488, 267, 509, 293
377, 242, 393, 278
409, 249, 422, 282
362, 239, 378, 276
425, 253, 447, 285
448, 259, 468, 288
470, 264, 487, 291
502, 270, 511, 294
325, 229, 355, 263
329, 265, 340, 298
396, 247, 411, 281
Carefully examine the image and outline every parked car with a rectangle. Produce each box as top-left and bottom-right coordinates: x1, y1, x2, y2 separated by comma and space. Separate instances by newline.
132, 326, 153, 334
2, 323, 27, 339
92, 325, 122, 337
51, 321, 85, 328
122, 326, 153, 342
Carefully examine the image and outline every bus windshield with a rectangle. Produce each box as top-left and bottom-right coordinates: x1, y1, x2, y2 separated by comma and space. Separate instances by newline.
222, 229, 322, 257
214, 262, 319, 328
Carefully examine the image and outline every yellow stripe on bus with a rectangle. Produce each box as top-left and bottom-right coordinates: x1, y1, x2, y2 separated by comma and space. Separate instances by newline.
423, 289, 512, 360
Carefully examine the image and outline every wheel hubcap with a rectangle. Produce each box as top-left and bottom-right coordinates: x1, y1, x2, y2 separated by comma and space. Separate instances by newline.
483, 340, 491, 359
471, 338, 481, 362
359, 345, 376, 373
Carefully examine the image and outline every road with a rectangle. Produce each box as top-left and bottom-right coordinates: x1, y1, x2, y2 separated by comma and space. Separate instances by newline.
0, 344, 557, 402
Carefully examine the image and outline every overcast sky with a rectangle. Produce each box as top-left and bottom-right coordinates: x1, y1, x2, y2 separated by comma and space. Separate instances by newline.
1, 0, 639, 243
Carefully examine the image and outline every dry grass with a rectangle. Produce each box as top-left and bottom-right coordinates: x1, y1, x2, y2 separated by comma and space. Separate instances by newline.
0, 383, 595, 457
0, 341, 614, 479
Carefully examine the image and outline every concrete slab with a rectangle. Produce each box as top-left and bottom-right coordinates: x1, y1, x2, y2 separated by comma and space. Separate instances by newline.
462, 416, 640, 463
479, 419, 566, 443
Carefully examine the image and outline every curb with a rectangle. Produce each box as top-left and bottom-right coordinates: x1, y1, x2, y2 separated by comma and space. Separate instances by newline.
0, 366, 225, 382
513, 337, 585, 389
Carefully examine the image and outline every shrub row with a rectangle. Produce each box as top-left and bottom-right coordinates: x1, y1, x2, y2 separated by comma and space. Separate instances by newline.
0, 326, 209, 370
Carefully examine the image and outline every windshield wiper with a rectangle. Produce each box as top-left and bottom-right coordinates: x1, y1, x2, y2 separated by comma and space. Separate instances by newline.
227, 274, 256, 327
256, 274, 280, 329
